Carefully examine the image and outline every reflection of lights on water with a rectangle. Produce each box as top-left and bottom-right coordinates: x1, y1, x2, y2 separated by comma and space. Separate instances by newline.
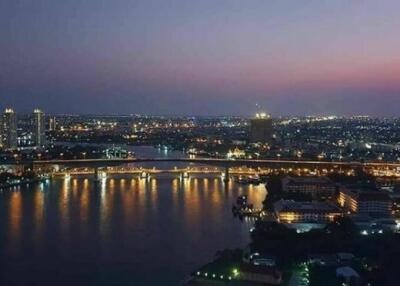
60, 174, 266, 205
151, 178, 157, 191
190, 178, 197, 190
83, 178, 89, 190
64, 177, 72, 192
109, 178, 115, 187
203, 178, 209, 189
172, 179, 179, 192
138, 177, 146, 191
34, 188, 45, 238
9, 191, 22, 246
101, 178, 107, 193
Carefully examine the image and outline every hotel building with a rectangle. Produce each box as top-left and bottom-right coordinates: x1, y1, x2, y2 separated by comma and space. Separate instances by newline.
282, 176, 336, 200
338, 186, 392, 217
274, 200, 342, 224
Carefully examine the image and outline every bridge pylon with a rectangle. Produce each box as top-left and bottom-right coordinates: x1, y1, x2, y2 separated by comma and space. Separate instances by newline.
180, 172, 190, 180
222, 167, 230, 183
140, 171, 149, 180
94, 167, 99, 181
94, 167, 107, 182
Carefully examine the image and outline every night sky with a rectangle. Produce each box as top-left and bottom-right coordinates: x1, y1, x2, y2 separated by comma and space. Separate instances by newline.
1, 0, 400, 116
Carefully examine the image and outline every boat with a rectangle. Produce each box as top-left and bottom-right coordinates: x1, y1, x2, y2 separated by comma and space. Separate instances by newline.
235, 175, 262, 185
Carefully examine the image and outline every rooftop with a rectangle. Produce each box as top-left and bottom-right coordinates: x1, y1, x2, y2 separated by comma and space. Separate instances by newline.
254, 112, 270, 119
283, 176, 334, 186
341, 186, 390, 201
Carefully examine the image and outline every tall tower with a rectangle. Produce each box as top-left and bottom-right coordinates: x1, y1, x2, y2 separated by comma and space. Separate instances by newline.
49, 116, 57, 131
249, 112, 273, 143
33, 109, 46, 148
1, 108, 18, 150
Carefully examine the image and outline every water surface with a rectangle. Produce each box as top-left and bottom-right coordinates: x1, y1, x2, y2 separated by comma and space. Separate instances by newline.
0, 147, 266, 285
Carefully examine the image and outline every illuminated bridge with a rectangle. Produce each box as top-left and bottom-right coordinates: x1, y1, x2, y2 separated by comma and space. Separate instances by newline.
29, 157, 400, 180
30, 157, 400, 168
52, 166, 262, 180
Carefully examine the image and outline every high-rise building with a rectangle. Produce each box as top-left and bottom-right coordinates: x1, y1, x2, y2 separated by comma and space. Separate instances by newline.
1, 108, 18, 150
249, 112, 273, 143
49, 116, 57, 131
33, 109, 46, 147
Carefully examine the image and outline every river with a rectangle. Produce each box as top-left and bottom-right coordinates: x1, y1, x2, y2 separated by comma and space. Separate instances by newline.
0, 146, 266, 285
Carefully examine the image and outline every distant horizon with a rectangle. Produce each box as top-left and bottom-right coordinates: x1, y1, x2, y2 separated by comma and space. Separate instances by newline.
0, 107, 398, 120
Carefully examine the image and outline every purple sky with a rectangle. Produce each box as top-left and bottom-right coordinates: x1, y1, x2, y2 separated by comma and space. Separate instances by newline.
1, 0, 400, 116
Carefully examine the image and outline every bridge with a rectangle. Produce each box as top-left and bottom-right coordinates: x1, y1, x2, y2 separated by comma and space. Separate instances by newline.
30, 157, 400, 168
30, 157, 400, 181
2, 157, 400, 181
52, 166, 266, 180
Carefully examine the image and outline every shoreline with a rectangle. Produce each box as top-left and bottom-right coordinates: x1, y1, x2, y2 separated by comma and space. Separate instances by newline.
0, 176, 50, 190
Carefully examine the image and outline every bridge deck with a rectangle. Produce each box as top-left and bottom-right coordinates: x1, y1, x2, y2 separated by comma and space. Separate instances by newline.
30, 157, 400, 168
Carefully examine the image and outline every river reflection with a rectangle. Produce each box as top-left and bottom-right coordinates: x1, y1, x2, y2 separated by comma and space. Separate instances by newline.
0, 176, 265, 285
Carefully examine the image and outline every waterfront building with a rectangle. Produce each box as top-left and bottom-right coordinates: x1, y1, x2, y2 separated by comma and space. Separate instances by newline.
338, 186, 392, 217
33, 109, 46, 148
282, 176, 336, 200
274, 200, 342, 232
1, 108, 17, 150
249, 112, 273, 143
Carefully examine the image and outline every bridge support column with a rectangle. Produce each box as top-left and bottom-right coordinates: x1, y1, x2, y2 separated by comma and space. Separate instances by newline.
223, 167, 230, 183
140, 171, 149, 180
94, 167, 100, 181
64, 171, 71, 180
180, 172, 189, 180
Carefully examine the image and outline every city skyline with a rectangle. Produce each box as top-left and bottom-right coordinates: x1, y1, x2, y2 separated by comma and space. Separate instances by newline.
2, 0, 400, 116
2, 2, 400, 285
